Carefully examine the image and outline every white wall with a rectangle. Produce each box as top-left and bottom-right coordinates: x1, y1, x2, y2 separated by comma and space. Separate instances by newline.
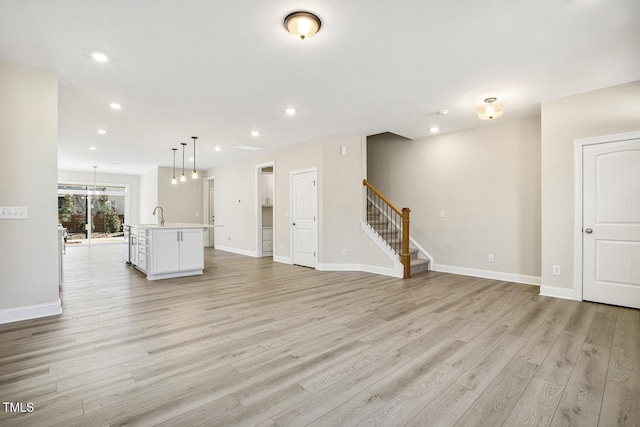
138, 167, 158, 224
368, 115, 542, 283
207, 135, 394, 273
58, 170, 140, 224
0, 61, 61, 322
541, 80, 640, 296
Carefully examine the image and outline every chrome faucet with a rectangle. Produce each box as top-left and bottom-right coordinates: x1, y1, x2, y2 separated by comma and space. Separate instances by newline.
152, 206, 165, 227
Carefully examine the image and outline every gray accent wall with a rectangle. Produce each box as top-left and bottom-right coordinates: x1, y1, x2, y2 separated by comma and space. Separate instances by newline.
368, 116, 542, 280
0, 61, 60, 317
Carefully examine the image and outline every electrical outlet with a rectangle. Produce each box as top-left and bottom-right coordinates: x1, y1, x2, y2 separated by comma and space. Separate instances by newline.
488, 253, 495, 262
228, 236, 231, 241
342, 249, 347, 256
440, 210, 445, 218
553, 265, 561, 276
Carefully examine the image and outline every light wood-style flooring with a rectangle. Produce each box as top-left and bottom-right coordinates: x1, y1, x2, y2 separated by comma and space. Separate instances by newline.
0, 245, 638, 426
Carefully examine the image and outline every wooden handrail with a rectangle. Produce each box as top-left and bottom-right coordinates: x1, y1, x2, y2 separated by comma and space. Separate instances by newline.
363, 179, 402, 216
363, 179, 411, 279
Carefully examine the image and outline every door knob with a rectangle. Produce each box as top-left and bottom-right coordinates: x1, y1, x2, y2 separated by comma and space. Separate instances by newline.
585, 228, 593, 234
292, 222, 296, 226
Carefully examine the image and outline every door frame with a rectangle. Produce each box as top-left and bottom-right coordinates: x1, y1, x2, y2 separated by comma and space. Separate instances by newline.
256, 161, 275, 258
573, 130, 640, 301
289, 167, 318, 268
203, 176, 215, 247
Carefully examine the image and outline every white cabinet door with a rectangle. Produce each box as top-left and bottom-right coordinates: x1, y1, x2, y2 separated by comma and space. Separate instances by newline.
180, 229, 204, 271
152, 229, 181, 274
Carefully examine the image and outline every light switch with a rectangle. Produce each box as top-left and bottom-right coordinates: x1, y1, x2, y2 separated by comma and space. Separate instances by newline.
0, 206, 28, 219
440, 210, 445, 218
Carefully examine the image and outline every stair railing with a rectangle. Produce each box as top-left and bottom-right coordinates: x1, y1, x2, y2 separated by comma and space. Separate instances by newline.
363, 179, 411, 278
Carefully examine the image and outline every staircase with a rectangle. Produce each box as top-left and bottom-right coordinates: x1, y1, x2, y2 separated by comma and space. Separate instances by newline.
364, 180, 430, 278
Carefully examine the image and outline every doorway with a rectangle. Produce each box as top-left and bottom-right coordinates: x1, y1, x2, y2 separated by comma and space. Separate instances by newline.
256, 162, 275, 257
575, 132, 640, 309
291, 167, 317, 268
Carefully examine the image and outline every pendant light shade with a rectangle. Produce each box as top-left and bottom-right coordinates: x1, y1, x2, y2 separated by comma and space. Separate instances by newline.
92, 165, 99, 195
284, 11, 321, 40
180, 143, 187, 182
191, 136, 198, 179
171, 148, 178, 184
476, 97, 505, 120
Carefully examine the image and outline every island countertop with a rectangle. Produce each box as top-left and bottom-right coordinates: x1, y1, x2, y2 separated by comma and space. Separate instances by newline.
126, 223, 213, 229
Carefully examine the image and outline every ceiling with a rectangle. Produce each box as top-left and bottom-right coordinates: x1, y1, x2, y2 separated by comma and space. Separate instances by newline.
1, 0, 639, 176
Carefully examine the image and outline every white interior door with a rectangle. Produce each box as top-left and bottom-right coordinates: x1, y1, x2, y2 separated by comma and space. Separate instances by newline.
291, 169, 317, 268
583, 138, 640, 309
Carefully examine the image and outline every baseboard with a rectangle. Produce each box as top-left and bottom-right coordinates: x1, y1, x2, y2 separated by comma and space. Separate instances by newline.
362, 264, 403, 278
0, 300, 62, 325
317, 263, 362, 272
214, 245, 258, 258
539, 285, 577, 300
431, 264, 541, 286
317, 263, 402, 278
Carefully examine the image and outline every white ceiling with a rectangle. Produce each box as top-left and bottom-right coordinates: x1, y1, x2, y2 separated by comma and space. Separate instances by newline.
1, 0, 639, 175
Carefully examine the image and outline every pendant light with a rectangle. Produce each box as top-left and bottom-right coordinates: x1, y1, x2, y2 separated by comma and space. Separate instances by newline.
92, 165, 99, 195
180, 143, 187, 182
191, 136, 198, 179
171, 148, 178, 184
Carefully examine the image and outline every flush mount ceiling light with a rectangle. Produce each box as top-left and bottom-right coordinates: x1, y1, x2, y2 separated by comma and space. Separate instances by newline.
109, 102, 121, 110
285, 107, 297, 115
284, 11, 321, 40
476, 97, 505, 120
97, 129, 106, 135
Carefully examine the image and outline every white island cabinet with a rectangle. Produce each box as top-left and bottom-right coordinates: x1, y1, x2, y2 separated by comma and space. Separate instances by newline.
125, 223, 210, 280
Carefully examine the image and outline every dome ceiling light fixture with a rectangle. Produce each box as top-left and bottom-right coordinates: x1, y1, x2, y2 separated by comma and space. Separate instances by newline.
284, 11, 321, 40
476, 97, 505, 120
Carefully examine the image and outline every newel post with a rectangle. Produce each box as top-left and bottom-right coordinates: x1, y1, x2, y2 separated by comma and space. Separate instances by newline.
401, 207, 411, 279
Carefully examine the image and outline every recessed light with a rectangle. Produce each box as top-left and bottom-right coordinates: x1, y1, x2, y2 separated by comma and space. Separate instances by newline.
251, 130, 260, 137
109, 102, 121, 110
91, 51, 109, 62
89, 146, 97, 151
214, 146, 222, 152
97, 129, 106, 135
437, 110, 448, 116
285, 108, 296, 115
430, 127, 440, 133
189, 157, 194, 162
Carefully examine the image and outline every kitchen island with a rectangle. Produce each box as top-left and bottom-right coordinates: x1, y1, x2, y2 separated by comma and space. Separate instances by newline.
125, 223, 212, 280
